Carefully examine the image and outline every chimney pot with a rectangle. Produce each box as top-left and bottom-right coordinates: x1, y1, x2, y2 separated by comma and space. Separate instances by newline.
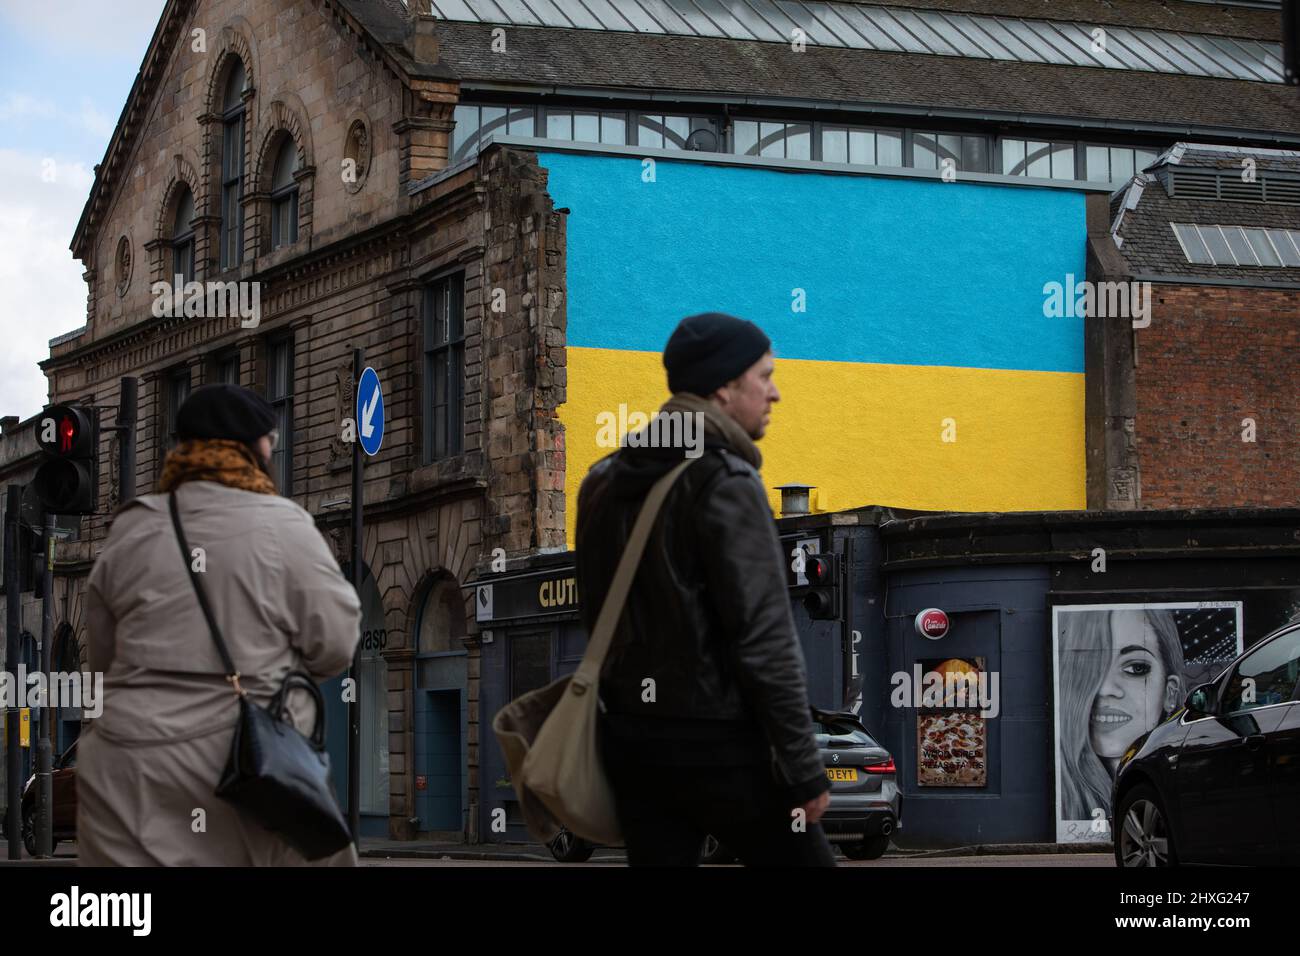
774, 483, 815, 518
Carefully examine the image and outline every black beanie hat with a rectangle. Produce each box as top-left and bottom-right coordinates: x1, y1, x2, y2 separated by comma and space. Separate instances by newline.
663, 312, 772, 397
177, 384, 278, 444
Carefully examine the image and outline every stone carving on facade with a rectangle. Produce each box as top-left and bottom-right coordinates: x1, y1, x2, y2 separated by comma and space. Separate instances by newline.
343, 117, 372, 195
328, 359, 355, 469
114, 236, 132, 297
327, 526, 345, 568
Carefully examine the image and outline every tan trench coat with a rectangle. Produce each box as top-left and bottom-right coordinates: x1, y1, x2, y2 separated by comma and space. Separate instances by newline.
79, 481, 362, 866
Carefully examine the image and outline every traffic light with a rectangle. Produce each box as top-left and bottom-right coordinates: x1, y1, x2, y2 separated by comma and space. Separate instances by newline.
803, 553, 841, 620
17, 524, 42, 596
1286, 0, 1299, 86
33, 405, 99, 515
18, 484, 46, 596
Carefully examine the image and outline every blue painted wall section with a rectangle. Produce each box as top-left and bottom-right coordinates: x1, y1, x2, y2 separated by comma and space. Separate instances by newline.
539, 151, 1087, 373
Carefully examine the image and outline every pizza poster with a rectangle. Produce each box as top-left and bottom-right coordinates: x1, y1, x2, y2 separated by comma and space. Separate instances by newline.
916, 657, 988, 788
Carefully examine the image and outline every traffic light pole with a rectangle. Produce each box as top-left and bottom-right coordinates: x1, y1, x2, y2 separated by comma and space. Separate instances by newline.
348, 348, 362, 843
4, 485, 21, 859
841, 537, 854, 711
34, 515, 54, 858
117, 377, 138, 504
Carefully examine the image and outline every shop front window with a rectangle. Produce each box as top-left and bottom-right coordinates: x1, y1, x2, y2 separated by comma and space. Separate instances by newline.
354, 566, 389, 817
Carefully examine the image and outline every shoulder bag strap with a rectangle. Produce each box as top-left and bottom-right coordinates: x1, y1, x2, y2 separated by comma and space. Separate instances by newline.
168, 489, 245, 696
571, 457, 695, 692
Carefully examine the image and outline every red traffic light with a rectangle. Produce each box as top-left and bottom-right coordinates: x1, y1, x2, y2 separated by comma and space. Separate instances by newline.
802, 553, 840, 620
806, 555, 835, 585
34, 404, 98, 514
37, 405, 94, 458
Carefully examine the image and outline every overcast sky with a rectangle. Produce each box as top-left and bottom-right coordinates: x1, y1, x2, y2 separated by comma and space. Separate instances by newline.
0, 1, 164, 422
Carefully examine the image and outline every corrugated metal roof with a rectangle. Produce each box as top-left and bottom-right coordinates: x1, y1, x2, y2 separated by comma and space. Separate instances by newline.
435, 22, 1300, 138
427, 0, 1287, 81
865, 1, 1281, 43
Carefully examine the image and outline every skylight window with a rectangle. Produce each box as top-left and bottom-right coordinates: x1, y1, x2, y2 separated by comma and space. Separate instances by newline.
1171, 223, 1300, 267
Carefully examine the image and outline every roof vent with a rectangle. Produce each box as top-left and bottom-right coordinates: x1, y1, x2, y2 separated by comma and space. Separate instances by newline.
1266, 179, 1300, 203
1171, 169, 1300, 205
775, 483, 815, 518
1218, 177, 1268, 202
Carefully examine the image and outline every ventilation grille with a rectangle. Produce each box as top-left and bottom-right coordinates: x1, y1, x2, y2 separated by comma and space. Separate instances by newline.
1172, 170, 1300, 205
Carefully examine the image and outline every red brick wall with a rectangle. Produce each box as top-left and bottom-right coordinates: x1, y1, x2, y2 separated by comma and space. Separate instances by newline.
1135, 284, 1300, 508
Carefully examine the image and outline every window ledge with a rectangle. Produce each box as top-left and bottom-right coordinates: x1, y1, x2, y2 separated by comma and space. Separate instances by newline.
408, 451, 488, 500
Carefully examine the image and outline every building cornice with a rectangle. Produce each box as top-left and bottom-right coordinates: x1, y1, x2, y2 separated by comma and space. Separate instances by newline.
48, 178, 480, 372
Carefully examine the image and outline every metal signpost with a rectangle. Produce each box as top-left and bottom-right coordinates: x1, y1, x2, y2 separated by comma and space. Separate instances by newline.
4, 486, 20, 859
349, 355, 383, 842
35, 516, 53, 857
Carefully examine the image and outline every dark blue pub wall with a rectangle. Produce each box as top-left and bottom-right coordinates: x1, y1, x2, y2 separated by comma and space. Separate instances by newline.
472, 508, 1300, 847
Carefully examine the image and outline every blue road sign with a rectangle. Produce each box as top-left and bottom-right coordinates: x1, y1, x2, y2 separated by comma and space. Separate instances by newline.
356, 366, 384, 457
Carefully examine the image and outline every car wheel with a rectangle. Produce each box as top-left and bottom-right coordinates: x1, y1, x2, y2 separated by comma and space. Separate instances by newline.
21, 805, 37, 857
840, 835, 891, 860
699, 834, 736, 865
1115, 784, 1178, 868
548, 828, 595, 863
20, 806, 59, 857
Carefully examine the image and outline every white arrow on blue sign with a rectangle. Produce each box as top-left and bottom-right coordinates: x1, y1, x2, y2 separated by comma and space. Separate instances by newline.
356, 366, 384, 457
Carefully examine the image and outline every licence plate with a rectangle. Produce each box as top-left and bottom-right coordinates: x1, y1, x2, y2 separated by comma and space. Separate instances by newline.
826, 767, 858, 782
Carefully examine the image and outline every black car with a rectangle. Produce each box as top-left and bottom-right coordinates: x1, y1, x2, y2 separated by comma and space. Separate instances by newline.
1111, 621, 1300, 866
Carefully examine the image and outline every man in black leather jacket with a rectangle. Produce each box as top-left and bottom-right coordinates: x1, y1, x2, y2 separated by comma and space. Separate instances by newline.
576, 312, 834, 866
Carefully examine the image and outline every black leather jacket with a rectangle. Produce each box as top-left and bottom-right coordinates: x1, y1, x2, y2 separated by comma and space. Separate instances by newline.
576, 436, 830, 805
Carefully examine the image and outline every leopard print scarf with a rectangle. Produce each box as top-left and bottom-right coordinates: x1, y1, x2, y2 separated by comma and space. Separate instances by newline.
158, 439, 278, 496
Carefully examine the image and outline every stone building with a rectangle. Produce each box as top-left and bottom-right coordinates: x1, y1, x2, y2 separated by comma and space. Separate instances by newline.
41, 0, 567, 841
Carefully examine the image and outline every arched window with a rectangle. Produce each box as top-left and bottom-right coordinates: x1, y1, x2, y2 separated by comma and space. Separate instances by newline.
220, 60, 246, 269
417, 578, 467, 655
171, 186, 195, 283
269, 138, 299, 250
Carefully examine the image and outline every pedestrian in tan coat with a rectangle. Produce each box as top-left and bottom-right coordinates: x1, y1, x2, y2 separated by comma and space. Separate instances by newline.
78, 385, 361, 866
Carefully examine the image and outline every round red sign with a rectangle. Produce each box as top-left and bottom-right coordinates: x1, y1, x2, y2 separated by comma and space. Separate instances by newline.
914, 608, 950, 639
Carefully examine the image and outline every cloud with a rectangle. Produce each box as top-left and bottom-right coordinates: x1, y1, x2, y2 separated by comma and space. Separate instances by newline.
0, 148, 95, 421
0, 92, 58, 122
78, 98, 115, 140
0, 1, 164, 59
0, 90, 117, 142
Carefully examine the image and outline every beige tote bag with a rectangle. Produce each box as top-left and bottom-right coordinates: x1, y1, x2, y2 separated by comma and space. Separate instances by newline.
492, 458, 695, 845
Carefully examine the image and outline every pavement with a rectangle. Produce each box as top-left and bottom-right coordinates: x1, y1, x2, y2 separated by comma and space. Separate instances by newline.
0, 837, 1112, 866
355, 837, 1113, 864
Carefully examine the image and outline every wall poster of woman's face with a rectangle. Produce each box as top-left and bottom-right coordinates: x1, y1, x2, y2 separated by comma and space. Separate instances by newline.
1052, 601, 1243, 844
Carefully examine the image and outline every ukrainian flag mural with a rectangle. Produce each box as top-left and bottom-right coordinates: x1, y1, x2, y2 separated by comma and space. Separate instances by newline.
539, 151, 1088, 546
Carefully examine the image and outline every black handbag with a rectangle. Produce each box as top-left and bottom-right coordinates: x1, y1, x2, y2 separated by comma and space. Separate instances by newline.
169, 490, 354, 861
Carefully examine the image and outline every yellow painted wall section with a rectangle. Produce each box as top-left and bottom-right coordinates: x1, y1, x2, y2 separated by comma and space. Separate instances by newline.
560, 347, 1086, 546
